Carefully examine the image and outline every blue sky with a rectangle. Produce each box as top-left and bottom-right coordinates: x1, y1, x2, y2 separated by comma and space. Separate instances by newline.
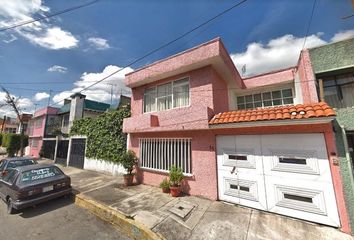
0, 0, 353, 116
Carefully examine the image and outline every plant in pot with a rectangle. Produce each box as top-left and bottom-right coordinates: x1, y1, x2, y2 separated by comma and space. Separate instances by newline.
169, 165, 184, 197
121, 150, 138, 186
159, 178, 170, 193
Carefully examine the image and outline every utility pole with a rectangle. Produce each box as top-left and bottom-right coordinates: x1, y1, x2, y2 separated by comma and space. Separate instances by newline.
34, 103, 39, 113
107, 83, 117, 105
47, 89, 52, 106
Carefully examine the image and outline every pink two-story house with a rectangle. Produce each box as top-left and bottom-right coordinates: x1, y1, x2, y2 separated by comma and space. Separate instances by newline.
123, 38, 351, 233
28, 106, 59, 158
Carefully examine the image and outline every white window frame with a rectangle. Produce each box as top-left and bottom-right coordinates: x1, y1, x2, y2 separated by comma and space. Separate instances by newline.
139, 138, 192, 175
236, 88, 294, 110
34, 117, 43, 129
32, 139, 39, 149
143, 77, 190, 113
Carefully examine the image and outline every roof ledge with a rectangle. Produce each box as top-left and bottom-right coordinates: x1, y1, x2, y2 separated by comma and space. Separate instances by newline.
125, 38, 244, 89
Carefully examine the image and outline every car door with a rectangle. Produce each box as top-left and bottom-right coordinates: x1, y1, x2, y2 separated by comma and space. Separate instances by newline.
0, 169, 19, 201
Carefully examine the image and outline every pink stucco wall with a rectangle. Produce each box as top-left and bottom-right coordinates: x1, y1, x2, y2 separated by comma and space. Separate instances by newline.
297, 50, 318, 103
30, 106, 59, 138
33, 106, 59, 118
243, 67, 296, 88
124, 66, 229, 133
125, 38, 243, 89
129, 130, 218, 200
28, 106, 59, 158
29, 138, 43, 158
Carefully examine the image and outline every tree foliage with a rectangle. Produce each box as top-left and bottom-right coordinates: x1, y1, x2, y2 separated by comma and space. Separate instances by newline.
2, 133, 29, 157
70, 106, 131, 163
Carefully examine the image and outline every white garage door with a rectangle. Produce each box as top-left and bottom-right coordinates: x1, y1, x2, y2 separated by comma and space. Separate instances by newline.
217, 134, 340, 227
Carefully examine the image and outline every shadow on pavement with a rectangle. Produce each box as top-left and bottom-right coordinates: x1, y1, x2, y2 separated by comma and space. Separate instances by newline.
17, 196, 74, 219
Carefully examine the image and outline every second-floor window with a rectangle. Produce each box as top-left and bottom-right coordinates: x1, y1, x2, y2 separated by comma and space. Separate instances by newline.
62, 114, 70, 127
320, 72, 354, 108
237, 88, 294, 110
144, 78, 190, 113
34, 117, 42, 128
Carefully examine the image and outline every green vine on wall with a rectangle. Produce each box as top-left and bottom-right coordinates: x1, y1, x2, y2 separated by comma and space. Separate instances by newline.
70, 106, 131, 163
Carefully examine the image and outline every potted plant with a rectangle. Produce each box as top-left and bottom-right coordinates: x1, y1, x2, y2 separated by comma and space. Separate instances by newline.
159, 178, 170, 193
121, 150, 138, 186
169, 165, 184, 197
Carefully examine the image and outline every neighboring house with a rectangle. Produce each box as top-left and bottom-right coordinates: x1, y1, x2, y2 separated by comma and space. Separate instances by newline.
123, 38, 352, 233
28, 107, 59, 158
308, 37, 354, 233
1, 117, 19, 134
16, 113, 33, 135
28, 93, 110, 168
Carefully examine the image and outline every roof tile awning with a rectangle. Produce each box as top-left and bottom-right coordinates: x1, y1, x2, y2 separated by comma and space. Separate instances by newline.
209, 102, 335, 125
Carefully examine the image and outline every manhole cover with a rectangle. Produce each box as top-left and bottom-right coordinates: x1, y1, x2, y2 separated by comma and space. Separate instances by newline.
168, 201, 196, 219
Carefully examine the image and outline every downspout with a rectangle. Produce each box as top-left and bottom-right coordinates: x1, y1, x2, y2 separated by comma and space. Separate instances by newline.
340, 124, 354, 195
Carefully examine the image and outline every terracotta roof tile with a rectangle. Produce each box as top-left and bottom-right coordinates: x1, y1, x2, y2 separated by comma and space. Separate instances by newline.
209, 102, 336, 125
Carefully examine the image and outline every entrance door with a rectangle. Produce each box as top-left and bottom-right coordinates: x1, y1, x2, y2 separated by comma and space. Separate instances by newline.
68, 138, 86, 169
217, 134, 340, 227
42, 140, 56, 159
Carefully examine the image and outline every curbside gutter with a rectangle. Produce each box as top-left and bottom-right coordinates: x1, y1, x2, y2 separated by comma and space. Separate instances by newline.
73, 193, 165, 240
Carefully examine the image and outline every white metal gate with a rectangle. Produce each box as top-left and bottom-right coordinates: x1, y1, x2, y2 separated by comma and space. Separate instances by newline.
217, 133, 340, 227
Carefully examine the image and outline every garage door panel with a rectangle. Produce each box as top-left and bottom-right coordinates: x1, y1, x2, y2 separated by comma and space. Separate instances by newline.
265, 180, 340, 226
217, 135, 267, 210
260, 134, 329, 159
264, 149, 321, 175
265, 177, 329, 214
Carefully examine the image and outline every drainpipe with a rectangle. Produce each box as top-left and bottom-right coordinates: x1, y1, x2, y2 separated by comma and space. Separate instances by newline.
340, 124, 354, 195
318, 79, 325, 102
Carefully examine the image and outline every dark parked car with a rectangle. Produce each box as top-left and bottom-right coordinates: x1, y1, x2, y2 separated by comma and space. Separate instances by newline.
0, 164, 72, 214
0, 157, 37, 175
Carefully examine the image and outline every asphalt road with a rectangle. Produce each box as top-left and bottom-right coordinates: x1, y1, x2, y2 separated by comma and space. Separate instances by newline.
0, 196, 130, 240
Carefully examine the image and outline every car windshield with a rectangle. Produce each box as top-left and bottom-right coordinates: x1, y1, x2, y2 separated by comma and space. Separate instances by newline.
7, 159, 37, 169
21, 166, 63, 183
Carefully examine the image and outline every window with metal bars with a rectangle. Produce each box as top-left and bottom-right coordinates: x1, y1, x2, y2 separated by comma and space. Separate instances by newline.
139, 138, 192, 174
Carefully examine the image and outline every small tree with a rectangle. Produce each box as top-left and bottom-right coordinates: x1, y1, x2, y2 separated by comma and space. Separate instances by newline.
0, 86, 26, 156
2, 133, 29, 157
121, 150, 138, 175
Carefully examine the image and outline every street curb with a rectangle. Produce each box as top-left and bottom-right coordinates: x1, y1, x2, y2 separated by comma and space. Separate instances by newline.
73, 193, 165, 240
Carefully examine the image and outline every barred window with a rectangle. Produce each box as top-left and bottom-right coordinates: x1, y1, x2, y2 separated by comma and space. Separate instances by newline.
139, 138, 192, 174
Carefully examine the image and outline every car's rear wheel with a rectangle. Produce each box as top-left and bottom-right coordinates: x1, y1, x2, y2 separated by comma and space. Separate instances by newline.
6, 198, 15, 214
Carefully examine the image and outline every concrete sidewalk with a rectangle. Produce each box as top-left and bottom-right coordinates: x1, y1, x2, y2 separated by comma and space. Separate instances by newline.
40, 159, 353, 240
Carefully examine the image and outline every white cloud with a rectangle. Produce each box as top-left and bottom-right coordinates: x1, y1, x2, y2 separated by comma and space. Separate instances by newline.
0, 92, 34, 117
331, 30, 354, 42
230, 30, 354, 77
34, 92, 50, 101
22, 27, 78, 50
231, 33, 326, 77
87, 37, 110, 50
52, 65, 133, 105
0, 0, 79, 49
3, 34, 17, 43
47, 65, 68, 73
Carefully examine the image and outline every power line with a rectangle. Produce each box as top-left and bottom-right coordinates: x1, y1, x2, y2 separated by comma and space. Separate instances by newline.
0, 0, 99, 32
50, 0, 249, 106
4, 86, 60, 92
302, 0, 317, 49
